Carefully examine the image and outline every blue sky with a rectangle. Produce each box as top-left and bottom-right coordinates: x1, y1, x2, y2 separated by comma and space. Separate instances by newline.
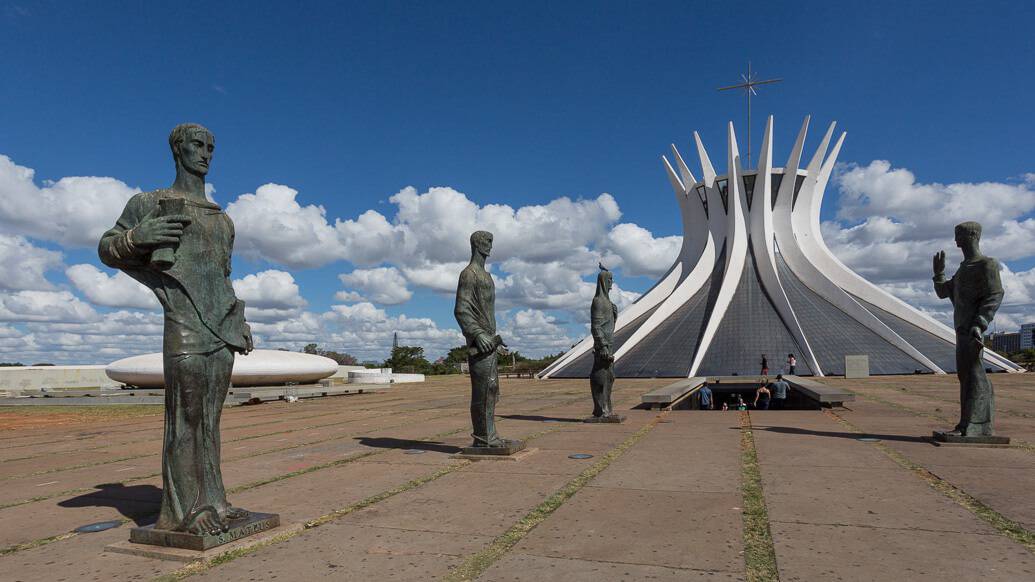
2, 1, 1034, 363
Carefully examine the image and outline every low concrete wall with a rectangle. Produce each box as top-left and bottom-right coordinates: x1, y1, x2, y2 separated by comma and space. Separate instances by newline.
328, 365, 367, 382
0, 365, 119, 394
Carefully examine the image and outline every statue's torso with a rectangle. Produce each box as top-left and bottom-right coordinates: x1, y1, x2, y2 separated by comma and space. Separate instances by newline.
592, 297, 616, 344
138, 190, 245, 353
949, 257, 1000, 330
456, 264, 496, 339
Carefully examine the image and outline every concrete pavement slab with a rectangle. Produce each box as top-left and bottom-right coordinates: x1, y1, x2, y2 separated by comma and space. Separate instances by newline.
770, 522, 1035, 582
346, 471, 572, 537
515, 487, 744, 572
478, 553, 744, 581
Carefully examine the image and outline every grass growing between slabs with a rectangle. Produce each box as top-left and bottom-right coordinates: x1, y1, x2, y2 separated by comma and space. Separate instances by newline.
739, 411, 780, 582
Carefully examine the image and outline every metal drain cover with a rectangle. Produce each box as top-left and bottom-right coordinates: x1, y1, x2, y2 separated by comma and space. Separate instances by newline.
75, 520, 123, 533
568, 453, 594, 460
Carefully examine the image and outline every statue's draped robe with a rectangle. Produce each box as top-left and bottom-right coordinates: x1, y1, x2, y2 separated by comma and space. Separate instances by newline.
454, 263, 501, 446
933, 257, 1003, 436
590, 278, 617, 417
99, 189, 248, 530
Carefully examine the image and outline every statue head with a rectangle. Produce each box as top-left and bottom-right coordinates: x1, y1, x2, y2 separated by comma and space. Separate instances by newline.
954, 221, 981, 245
954, 221, 982, 257
169, 123, 215, 178
470, 230, 493, 259
595, 264, 613, 296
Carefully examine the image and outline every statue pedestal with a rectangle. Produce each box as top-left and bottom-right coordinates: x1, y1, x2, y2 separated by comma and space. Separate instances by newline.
126, 512, 280, 552
584, 414, 625, 424
456, 440, 531, 460
932, 431, 1011, 447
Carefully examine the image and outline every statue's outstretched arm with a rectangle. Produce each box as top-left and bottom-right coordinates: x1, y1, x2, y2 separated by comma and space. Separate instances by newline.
98, 195, 150, 270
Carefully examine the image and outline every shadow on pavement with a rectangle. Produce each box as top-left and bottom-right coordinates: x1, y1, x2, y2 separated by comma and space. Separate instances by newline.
353, 436, 461, 454
748, 425, 932, 443
498, 414, 583, 423
58, 483, 161, 525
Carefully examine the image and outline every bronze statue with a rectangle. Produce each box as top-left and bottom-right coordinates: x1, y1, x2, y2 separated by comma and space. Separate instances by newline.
586, 265, 622, 422
454, 231, 523, 453
100, 124, 277, 548
932, 221, 1005, 440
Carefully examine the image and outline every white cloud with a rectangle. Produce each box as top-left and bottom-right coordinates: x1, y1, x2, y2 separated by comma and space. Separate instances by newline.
604, 223, 681, 277
231, 269, 307, 323
232, 270, 306, 309
225, 183, 350, 268
0, 234, 63, 291
66, 264, 158, 309
399, 261, 466, 294
827, 161, 1035, 329
0, 155, 140, 247
0, 290, 99, 323
338, 267, 412, 305
501, 309, 575, 355
835, 161, 1035, 241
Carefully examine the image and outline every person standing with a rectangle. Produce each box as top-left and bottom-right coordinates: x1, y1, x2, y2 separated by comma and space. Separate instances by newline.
787, 353, 796, 375
760, 354, 769, 376
770, 374, 790, 410
698, 382, 714, 410
754, 383, 772, 410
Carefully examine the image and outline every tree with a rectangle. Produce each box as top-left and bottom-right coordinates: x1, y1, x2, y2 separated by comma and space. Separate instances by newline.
385, 345, 431, 373
300, 344, 359, 365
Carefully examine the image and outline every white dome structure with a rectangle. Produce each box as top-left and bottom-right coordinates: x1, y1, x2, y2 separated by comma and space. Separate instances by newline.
106, 349, 339, 388
540, 115, 1023, 378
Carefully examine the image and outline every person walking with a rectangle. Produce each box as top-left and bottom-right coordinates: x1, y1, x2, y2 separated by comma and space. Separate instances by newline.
787, 353, 796, 375
754, 383, 772, 410
770, 374, 790, 410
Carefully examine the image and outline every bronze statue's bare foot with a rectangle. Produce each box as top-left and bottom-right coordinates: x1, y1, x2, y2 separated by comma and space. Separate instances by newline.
222, 505, 249, 520
184, 506, 227, 536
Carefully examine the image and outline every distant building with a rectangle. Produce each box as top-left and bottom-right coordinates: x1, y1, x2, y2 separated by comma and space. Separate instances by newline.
1021, 323, 1035, 350
988, 332, 1020, 354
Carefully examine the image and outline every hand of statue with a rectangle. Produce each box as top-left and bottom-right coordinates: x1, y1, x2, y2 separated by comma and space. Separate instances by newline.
969, 326, 983, 345
243, 325, 254, 355
131, 207, 192, 247
475, 334, 495, 355
933, 250, 946, 276
598, 345, 612, 361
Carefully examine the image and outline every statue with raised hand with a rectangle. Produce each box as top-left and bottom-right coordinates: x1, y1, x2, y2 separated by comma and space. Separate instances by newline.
932, 221, 1005, 440
99, 124, 276, 548
586, 264, 622, 422
454, 231, 523, 453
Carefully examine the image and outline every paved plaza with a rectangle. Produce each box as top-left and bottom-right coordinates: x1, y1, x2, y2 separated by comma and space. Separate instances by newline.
0, 374, 1033, 581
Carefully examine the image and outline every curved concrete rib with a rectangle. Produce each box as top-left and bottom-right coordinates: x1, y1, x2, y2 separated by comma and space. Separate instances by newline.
786, 122, 944, 373
797, 137, 1022, 372
538, 152, 700, 379
689, 122, 750, 377
748, 115, 822, 375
